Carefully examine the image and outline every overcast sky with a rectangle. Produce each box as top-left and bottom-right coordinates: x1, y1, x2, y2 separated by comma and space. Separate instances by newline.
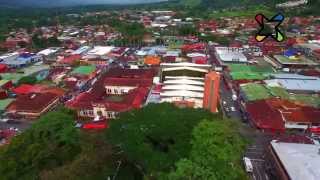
0, 0, 168, 7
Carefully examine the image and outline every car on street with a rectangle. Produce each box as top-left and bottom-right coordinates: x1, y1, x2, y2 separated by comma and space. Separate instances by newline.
230, 106, 236, 112
243, 157, 253, 173
0, 118, 9, 122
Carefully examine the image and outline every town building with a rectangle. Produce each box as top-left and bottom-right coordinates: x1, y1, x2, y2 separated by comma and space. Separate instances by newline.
266, 141, 320, 180
159, 62, 219, 109
203, 72, 221, 113
6, 91, 63, 119
66, 68, 155, 120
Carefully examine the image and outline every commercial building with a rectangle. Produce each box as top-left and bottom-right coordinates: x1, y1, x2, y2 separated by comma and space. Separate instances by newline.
203, 72, 220, 113
215, 47, 248, 65
160, 62, 211, 108
265, 74, 320, 93
266, 141, 320, 180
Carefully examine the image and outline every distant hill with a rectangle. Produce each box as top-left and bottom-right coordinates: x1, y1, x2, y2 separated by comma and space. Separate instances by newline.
179, 0, 319, 16
0, 0, 169, 7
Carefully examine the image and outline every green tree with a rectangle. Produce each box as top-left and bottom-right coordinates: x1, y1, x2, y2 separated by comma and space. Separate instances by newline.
167, 120, 248, 180
0, 108, 80, 180
106, 103, 218, 178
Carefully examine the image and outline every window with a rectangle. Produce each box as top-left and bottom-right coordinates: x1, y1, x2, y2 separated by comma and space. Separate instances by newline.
107, 112, 114, 118
114, 89, 119, 94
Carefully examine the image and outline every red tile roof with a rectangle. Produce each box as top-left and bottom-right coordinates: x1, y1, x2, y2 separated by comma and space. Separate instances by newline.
246, 99, 285, 132
60, 54, 81, 64
13, 84, 35, 95
105, 68, 156, 79
66, 68, 153, 112
246, 98, 320, 132
7, 92, 59, 113
104, 78, 152, 87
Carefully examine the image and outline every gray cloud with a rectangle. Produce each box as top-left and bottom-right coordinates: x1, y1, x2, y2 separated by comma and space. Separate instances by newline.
0, 0, 168, 7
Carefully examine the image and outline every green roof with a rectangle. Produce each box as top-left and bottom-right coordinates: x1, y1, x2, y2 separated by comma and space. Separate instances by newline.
267, 86, 290, 99
230, 72, 266, 80
1, 73, 23, 83
229, 64, 274, 80
289, 95, 320, 108
242, 83, 320, 107
241, 83, 272, 101
0, 80, 10, 87
71, 65, 96, 75
0, 98, 14, 111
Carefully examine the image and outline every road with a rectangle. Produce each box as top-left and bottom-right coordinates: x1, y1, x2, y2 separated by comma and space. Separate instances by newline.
0, 121, 31, 131
208, 45, 273, 180
208, 45, 242, 120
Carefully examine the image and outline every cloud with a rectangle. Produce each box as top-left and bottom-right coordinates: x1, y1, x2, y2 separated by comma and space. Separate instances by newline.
0, 0, 168, 7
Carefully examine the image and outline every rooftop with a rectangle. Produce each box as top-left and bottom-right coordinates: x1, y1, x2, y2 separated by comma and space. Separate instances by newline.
71, 65, 96, 75
0, 99, 14, 111
229, 64, 274, 80
273, 55, 318, 65
271, 142, 320, 180
241, 83, 272, 101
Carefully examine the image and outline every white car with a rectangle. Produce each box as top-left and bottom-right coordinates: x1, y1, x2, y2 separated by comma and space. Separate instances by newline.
0, 118, 9, 122
243, 157, 253, 173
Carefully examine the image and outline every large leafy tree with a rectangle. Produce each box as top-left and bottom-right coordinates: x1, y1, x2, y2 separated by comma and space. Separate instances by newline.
0, 108, 80, 180
167, 120, 248, 180
106, 103, 220, 177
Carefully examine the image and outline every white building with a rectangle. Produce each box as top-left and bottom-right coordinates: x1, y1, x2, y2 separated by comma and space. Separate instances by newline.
160, 62, 211, 108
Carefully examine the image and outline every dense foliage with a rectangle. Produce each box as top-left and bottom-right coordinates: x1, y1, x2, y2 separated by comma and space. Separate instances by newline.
0, 103, 248, 180
106, 103, 248, 179
167, 120, 248, 180
0, 108, 80, 180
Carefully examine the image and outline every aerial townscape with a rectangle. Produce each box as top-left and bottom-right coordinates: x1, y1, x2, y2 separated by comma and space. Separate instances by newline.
0, 0, 320, 179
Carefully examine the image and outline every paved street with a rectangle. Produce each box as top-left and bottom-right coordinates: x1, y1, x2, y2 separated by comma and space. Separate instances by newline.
0, 121, 31, 131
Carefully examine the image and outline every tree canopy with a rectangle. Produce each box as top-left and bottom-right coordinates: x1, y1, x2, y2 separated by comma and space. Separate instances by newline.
0, 108, 80, 180
106, 103, 248, 179
166, 120, 248, 180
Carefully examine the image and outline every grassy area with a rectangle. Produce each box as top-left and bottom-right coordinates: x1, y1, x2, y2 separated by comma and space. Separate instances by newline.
241, 83, 272, 101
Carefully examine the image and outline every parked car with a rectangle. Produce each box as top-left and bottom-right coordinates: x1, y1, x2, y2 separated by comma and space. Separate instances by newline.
0, 118, 9, 122
230, 106, 236, 112
243, 157, 253, 173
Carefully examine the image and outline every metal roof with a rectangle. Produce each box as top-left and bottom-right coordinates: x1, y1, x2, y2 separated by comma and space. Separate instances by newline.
271, 142, 320, 180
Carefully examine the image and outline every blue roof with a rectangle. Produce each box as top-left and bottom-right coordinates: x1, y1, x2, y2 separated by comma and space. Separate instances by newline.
272, 73, 318, 80
271, 74, 320, 92
284, 49, 298, 57
19, 53, 34, 58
